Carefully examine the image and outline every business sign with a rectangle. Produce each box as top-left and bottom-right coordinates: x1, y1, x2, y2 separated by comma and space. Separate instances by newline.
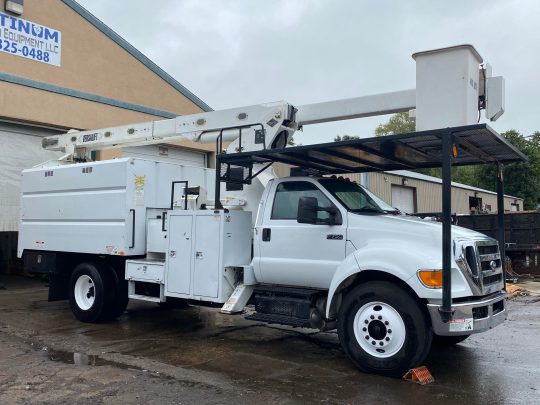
0, 12, 61, 66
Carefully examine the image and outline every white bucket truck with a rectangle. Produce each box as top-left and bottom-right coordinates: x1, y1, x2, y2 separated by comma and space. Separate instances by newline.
18, 45, 522, 376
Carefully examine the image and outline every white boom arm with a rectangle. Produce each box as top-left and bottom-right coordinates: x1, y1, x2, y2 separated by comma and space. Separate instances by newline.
43, 101, 297, 160
43, 45, 504, 161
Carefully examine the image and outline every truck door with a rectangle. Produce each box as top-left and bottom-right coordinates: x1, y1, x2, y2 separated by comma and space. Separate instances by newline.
257, 180, 346, 289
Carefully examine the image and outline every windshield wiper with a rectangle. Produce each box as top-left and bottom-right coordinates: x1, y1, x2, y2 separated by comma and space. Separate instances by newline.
384, 209, 401, 215
352, 207, 385, 214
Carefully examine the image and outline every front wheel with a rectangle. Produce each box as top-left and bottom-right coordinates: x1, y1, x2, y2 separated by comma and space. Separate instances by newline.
337, 281, 432, 377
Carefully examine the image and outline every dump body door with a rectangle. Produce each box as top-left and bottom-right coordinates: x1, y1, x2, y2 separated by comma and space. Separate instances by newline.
257, 179, 346, 289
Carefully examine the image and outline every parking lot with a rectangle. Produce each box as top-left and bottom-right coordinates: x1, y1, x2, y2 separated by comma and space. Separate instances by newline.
0, 275, 539, 404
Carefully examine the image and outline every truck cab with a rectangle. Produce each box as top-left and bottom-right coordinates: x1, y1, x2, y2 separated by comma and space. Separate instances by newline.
246, 176, 506, 375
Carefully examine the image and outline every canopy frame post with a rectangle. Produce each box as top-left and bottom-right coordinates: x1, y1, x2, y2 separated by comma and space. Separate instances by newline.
497, 163, 506, 288
440, 131, 455, 323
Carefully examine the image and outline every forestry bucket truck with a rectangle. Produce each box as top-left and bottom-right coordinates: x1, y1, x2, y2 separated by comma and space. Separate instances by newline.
17, 45, 525, 377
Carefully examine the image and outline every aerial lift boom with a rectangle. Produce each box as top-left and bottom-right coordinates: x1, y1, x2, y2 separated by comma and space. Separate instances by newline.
42, 45, 504, 163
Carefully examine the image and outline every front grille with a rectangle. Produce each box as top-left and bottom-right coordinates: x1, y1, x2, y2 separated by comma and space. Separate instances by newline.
476, 241, 503, 292
478, 245, 498, 255
481, 259, 502, 271
465, 246, 479, 277
458, 241, 503, 295
483, 273, 503, 285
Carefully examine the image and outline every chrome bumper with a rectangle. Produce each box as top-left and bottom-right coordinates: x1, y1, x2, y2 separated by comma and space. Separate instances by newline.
427, 291, 507, 336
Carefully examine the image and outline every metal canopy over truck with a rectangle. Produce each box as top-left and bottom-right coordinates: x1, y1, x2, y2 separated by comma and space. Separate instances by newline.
217, 123, 527, 322
17, 44, 527, 377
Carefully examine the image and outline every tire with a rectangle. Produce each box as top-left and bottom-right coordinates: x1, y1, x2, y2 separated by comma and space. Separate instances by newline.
69, 262, 116, 323
337, 281, 432, 377
433, 334, 470, 346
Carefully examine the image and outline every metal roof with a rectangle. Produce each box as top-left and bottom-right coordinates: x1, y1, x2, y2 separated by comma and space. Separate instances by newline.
219, 124, 527, 174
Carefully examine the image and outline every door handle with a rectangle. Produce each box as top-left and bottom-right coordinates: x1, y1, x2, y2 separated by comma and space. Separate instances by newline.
262, 228, 271, 242
129, 209, 136, 248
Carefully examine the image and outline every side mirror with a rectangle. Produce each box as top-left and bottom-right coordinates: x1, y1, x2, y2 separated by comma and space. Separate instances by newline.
297, 197, 343, 226
297, 196, 318, 224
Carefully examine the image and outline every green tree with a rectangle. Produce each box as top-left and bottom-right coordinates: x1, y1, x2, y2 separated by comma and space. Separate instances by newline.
374, 112, 415, 136
374, 112, 441, 176
334, 135, 360, 142
474, 130, 540, 210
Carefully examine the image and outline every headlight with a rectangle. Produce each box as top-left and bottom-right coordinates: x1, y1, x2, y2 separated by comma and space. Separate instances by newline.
417, 269, 443, 288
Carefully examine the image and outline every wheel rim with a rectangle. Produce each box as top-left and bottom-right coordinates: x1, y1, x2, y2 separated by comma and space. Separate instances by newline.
74, 274, 96, 311
353, 301, 406, 358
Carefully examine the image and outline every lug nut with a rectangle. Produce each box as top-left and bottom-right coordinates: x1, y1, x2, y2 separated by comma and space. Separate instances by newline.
385, 321, 389, 325
385, 337, 390, 342
388, 329, 392, 334
364, 320, 369, 324
372, 341, 376, 345
379, 342, 384, 346
365, 335, 369, 340
378, 315, 382, 320
370, 315, 374, 320
362, 327, 367, 332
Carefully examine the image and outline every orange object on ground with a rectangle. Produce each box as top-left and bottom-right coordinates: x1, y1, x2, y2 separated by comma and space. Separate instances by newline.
402, 366, 435, 385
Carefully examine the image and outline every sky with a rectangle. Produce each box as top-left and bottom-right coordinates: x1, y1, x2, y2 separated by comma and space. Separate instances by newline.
77, 0, 540, 145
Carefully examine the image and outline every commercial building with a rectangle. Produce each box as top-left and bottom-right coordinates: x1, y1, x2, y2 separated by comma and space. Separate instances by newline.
0, 0, 212, 273
359, 170, 523, 215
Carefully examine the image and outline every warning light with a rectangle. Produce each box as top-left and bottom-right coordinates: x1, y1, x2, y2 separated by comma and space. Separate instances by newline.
417, 270, 443, 288
452, 145, 458, 158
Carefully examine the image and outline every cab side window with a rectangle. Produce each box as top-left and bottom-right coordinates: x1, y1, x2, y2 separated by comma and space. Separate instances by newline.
271, 181, 333, 220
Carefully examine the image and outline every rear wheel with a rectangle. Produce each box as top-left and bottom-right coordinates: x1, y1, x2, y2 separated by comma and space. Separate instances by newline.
337, 281, 432, 377
69, 262, 116, 323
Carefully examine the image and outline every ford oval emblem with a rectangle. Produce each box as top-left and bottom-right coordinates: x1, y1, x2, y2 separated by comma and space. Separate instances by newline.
489, 260, 498, 270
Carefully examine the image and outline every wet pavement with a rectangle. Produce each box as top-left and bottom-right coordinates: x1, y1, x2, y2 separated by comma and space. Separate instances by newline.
0, 275, 539, 404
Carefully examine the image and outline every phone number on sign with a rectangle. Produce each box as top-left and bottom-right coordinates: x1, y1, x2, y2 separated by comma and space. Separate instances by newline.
0, 39, 51, 62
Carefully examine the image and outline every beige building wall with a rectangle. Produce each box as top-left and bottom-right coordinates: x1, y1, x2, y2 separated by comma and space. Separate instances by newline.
0, 0, 204, 129
0, 0, 215, 158
366, 172, 521, 214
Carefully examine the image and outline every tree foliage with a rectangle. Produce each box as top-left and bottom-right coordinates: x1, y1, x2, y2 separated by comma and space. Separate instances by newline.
471, 130, 540, 210
334, 135, 360, 142
374, 112, 415, 136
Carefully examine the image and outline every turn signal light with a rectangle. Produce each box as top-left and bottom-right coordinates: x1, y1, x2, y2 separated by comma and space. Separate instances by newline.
417, 270, 443, 288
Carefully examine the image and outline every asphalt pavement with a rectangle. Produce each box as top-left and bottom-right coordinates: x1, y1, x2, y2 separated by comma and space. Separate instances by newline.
0, 275, 538, 404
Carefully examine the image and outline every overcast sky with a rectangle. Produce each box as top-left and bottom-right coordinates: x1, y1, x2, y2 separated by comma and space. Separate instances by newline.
77, 0, 540, 145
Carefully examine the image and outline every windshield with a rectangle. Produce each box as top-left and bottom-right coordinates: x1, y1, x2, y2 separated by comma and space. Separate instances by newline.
360, 185, 399, 212
319, 178, 398, 214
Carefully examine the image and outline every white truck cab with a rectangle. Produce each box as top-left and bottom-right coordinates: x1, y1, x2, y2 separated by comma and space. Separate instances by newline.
246, 175, 506, 374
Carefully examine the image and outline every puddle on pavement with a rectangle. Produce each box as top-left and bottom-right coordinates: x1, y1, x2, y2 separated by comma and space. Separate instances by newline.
46, 348, 135, 370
